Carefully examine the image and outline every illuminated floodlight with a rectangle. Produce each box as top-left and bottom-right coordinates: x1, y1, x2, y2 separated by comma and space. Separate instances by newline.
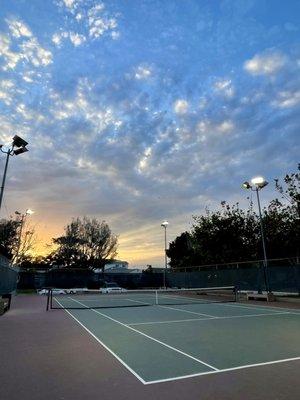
242, 181, 251, 190
251, 176, 268, 189
26, 209, 34, 215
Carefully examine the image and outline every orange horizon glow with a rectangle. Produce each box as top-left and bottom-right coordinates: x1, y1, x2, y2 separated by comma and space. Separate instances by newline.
29, 223, 166, 268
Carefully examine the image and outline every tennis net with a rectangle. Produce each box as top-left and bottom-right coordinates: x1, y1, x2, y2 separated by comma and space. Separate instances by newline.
46, 286, 237, 310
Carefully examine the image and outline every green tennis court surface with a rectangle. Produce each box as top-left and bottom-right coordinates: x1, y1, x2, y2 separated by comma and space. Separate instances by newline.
52, 296, 300, 384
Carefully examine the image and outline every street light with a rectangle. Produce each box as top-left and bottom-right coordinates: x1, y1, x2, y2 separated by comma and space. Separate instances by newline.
0, 135, 29, 212
242, 176, 271, 294
161, 220, 169, 289
14, 209, 34, 264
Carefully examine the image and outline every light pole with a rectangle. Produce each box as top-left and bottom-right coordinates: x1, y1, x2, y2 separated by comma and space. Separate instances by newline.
242, 176, 271, 294
161, 220, 169, 289
0, 135, 29, 213
14, 209, 34, 264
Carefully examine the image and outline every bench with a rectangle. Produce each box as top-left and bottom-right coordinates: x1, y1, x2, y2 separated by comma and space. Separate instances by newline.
246, 292, 275, 302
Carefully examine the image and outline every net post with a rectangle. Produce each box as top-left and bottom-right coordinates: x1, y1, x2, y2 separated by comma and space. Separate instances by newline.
155, 290, 158, 305
46, 288, 50, 311
50, 288, 53, 309
234, 286, 239, 302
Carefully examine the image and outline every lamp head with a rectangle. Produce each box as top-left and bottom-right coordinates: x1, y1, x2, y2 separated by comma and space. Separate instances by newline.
26, 209, 34, 215
242, 181, 251, 190
250, 176, 268, 189
13, 146, 29, 155
12, 135, 28, 148
161, 221, 169, 228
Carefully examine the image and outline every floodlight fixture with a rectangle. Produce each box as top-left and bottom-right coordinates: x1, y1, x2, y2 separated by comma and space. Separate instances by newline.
13, 146, 29, 156
242, 181, 251, 190
251, 176, 268, 189
161, 220, 169, 228
26, 209, 34, 215
12, 135, 28, 148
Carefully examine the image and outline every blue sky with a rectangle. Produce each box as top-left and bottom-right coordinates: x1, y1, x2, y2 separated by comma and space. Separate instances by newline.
0, 0, 299, 266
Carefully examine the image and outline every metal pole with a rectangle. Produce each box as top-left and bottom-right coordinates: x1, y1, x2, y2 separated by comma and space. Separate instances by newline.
0, 149, 12, 213
164, 225, 167, 289
255, 188, 270, 293
165, 227, 168, 288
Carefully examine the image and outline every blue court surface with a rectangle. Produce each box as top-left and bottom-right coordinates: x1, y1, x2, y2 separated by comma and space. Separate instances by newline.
52, 297, 300, 385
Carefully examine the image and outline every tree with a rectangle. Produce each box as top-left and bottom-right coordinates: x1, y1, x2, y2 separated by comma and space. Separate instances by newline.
274, 164, 300, 257
143, 265, 153, 274
275, 163, 300, 218
13, 215, 36, 264
166, 232, 194, 269
0, 218, 19, 259
51, 217, 118, 270
190, 202, 260, 266
263, 199, 299, 259
167, 190, 299, 270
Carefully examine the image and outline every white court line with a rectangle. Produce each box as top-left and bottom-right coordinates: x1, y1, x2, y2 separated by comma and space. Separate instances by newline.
220, 301, 300, 314
129, 317, 214, 325
68, 297, 219, 372
54, 298, 147, 384
159, 304, 217, 317
128, 311, 294, 326
144, 357, 300, 385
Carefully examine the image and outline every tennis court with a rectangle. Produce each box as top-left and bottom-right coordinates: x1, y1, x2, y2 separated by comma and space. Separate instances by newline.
48, 287, 300, 385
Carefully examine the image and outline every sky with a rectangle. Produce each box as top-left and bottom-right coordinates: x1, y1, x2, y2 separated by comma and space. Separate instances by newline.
0, 0, 299, 268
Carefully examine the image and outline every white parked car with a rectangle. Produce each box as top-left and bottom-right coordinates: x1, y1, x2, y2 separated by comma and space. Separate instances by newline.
100, 283, 127, 294
37, 289, 66, 295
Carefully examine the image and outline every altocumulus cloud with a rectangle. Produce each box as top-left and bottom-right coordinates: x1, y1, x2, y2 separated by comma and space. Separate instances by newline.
0, 0, 299, 265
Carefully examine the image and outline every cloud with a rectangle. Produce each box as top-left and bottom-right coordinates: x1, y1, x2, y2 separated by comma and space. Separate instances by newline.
52, 31, 86, 47
134, 65, 152, 80
63, 0, 76, 9
272, 90, 300, 108
0, 33, 22, 70
0, 19, 52, 70
173, 99, 189, 114
244, 51, 286, 75
214, 79, 235, 97
88, 4, 118, 39
7, 19, 32, 38
20, 37, 52, 66
1, 0, 299, 266
0, 80, 15, 105
54, 0, 120, 46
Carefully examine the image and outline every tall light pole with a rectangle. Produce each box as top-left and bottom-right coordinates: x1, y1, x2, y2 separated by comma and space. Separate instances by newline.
242, 176, 271, 293
161, 220, 169, 289
14, 209, 34, 264
0, 135, 29, 213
